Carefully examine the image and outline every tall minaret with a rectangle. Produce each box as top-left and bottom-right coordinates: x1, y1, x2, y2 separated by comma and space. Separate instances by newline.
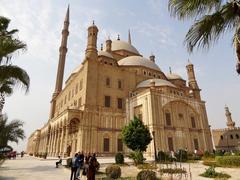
225, 106, 236, 129
128, 29, 132, 44
54, 5, 69, 95
49, 6, 70, 119
186, 61, 201, 100
85, 21, 98, 60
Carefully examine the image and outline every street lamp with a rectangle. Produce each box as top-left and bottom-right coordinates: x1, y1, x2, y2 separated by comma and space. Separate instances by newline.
152, 131, 157, 161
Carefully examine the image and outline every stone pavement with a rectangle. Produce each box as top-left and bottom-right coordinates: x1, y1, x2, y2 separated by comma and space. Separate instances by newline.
1, 156, 240, 180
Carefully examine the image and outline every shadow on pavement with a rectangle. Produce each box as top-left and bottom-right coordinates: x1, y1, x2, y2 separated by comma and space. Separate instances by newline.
0, 176, 16, 180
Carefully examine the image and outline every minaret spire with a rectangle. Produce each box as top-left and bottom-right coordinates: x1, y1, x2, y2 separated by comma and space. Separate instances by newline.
225, 106, 235, 129
128, 29, 132, 44
54, 5, 70, 95
49, 5, 70, 119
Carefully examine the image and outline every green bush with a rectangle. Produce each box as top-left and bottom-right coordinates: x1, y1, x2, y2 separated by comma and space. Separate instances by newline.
115, 153, 124, 164
157, 151, 169, 161
216, 156, 240, 167
105, 164, 121, 179
129, 151, 145, 165
215, 150, 224, 156
235, 151, 240, 156
176, 149, 188, 162
137, 163, 157, 170
160, 168, 187, 174
137, 170, 157, 180
202, 160, 218, 167
200, 166, 230, 179
224, 152, 231, 156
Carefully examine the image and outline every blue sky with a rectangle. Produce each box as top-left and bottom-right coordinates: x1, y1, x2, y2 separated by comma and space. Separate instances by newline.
0, 0, 239, 151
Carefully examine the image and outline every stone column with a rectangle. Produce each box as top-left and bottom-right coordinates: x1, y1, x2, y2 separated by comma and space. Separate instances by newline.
59, 126, 65, 155
49, 131, 53, 156
53, 129, 58, 156
57, 128, 62, 155
64, 125, 69, 157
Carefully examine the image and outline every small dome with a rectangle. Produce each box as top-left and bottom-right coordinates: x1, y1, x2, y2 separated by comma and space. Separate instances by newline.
110, 40, 140, 55
98, 51, 114, 59
166, 73, 183, 80
118, 56, 161, 71
137, 79, 176, 88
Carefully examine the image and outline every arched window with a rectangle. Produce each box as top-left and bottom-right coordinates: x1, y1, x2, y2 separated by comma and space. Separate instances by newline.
230, 134, 233, 139
236, 134, 239, 139
220, 135, 223, 140
103, 137, 110, 152
165, 111, 171, 126
117, 138, 123, 152
191, 117, 196, 128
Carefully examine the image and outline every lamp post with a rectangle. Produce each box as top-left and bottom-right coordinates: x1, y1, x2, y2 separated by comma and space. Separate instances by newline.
152, 131, 157, 161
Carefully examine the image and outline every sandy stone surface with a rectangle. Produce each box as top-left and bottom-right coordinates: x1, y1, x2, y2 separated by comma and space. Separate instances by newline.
0, 156, 240, 180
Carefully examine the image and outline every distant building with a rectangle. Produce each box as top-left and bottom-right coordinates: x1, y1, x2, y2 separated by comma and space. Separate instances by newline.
212, 106, 240, 151
26, 130, 41, 155
26, 7, 213, 157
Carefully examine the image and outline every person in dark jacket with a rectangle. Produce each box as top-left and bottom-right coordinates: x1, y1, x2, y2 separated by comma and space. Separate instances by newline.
70, 153, 78, 180
87, 153, 98, 180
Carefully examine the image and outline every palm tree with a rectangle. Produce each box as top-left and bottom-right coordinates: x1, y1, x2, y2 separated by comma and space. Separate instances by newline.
0, 114, 25, 148
168, 0, 240, 74
0, 16, 30, 113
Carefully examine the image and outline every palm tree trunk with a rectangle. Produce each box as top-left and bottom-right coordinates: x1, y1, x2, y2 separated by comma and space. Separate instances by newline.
0, 93, 5, 115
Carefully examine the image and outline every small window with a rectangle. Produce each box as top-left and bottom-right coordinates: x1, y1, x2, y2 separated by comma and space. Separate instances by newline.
117, 139, 123, 152
230, 135, 233, 139
117, 98, 123, 109
149, 72, 151, 76
220, 135, 223, 140
118, 80, 122, 89
106, 77, 110, 87
191, 117, 196, 128
68, 91, 71, 101
79, 79, 83, 90
103, 138, 109, 152
178, 113, 183, 119
166, 112, 171, 126
105, 96, 111, 107
236, 134, 239, 139
143, 71, 146, 75
75, 84, 78, 94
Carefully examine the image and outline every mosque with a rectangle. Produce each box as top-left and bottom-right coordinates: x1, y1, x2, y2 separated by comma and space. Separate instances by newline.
26, 7, 213, 157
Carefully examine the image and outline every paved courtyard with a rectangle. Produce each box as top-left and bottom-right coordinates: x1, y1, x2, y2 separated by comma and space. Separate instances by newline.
0, 156, 240, 180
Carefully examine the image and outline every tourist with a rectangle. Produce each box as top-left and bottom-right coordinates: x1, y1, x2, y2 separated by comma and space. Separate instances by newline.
55, 156, 62, 168
76, 152, 84, 179
76, 151, 84, 179
70, 153, 78, 180
87, 153, 98, 180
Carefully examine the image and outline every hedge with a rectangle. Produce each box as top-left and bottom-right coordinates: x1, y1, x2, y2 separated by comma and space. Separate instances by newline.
216, 156, 240, 167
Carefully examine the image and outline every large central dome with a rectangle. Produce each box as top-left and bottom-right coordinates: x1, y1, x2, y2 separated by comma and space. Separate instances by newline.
118, 56, 161, 71
111, 40, 140, 55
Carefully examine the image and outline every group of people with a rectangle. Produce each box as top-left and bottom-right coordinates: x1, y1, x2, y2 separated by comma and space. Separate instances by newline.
70, 152, 99, 180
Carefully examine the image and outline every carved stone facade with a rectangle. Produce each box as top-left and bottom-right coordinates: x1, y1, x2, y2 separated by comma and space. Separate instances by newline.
212, 106, 240, 151
26, 7, 213, 157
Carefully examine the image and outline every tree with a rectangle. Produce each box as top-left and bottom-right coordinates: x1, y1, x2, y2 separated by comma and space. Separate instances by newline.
168, 0, 240, 74
122, 116, 152, 152
0, 16, 30, 113
0, 114, 25, 148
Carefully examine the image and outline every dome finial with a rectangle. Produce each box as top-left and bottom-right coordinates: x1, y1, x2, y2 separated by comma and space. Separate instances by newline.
117, 34, 120, 40
92, 20, 95, 25
169, 67, 172, 74
100, 43, 103, 51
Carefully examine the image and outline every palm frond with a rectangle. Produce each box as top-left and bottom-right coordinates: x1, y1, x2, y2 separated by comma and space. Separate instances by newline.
0, 37, 27, 63
168, 0, 222, 20
0, 65, 30, 93
185, 2, 240, 52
